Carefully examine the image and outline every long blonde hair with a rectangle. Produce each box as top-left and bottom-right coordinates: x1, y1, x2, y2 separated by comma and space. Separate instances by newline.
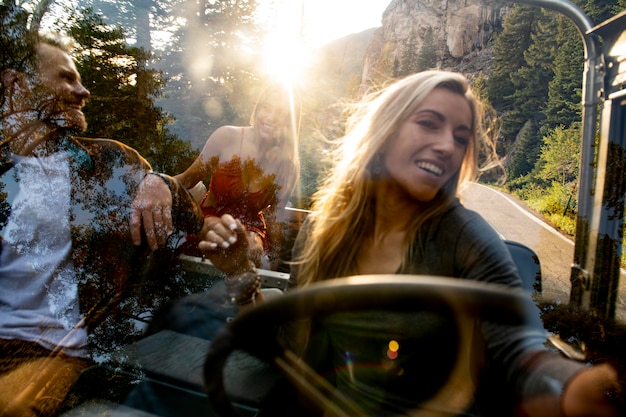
295, 71, 486, 286
250, 83, 302, 200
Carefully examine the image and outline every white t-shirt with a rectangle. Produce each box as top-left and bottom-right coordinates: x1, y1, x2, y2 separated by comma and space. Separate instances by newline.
0, 151, 88, 357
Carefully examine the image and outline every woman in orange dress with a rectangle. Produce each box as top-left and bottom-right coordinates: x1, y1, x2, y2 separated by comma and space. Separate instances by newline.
178, 83, 301, 274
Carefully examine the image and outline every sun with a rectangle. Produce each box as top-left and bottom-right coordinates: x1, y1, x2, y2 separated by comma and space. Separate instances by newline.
261, 34, 312, 87
255, 0, 313, 87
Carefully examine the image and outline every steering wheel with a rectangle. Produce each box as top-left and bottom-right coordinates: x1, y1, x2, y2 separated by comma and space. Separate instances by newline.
203, 275, 536, 417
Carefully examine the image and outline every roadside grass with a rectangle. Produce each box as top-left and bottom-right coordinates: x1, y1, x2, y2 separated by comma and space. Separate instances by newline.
505, 182, 626, 269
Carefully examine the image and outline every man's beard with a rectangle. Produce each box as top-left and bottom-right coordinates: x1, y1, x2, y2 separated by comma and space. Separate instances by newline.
38, 99, 88, 134
46, 109, 88, 134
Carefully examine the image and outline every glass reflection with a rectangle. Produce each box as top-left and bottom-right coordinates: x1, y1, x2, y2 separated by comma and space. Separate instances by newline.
0, 31, 202, 416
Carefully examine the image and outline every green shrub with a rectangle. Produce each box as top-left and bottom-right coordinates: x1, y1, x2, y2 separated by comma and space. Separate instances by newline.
538, 182, 575, 215
545, 212, 577, 235
506, 181, 626, 267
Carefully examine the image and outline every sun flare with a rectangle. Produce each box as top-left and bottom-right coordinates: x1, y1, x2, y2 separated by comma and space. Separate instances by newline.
256, 0, 313, 87
262, 34, 311, 87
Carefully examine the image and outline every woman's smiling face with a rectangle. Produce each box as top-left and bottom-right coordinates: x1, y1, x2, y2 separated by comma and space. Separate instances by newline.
381, 87, 472, 203
254, 100, 289, 143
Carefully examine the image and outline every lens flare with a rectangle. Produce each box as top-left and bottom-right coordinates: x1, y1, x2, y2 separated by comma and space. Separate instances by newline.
388, 340, 399, 352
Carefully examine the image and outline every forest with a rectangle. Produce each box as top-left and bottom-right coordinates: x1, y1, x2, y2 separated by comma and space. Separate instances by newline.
1, 0, 625, 264
485, 0, 624, 240
482, 0, 625, 269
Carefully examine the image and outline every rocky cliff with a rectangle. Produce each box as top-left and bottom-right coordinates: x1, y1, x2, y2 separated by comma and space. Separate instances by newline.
361, 0, 509, 85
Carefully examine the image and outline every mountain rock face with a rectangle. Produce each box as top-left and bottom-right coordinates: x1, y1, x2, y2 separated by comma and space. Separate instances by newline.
361, 0, 509, 84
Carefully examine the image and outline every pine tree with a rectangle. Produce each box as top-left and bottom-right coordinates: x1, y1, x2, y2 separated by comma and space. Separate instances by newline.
486, 5, 538, 111
396, 28, 419, 77
544, 17, 584, 132
507, 121, 542, 179
154, 0, 260, 150
495, 8, 556, 175
0, 3, 32, 73
416, 26, 437, 72
538, 124, 581, 185
66, 9, 195, 173
370, 42, 396, 86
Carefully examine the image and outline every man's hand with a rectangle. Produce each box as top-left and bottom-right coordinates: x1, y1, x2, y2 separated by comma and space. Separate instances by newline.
130, 173, 174, 250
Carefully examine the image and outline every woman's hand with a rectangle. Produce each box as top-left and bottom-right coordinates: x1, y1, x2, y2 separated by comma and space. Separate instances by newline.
562, 363, 622, 417
199, 214, 253, 275
130, 173, 173, 250
199, 215, 262, 305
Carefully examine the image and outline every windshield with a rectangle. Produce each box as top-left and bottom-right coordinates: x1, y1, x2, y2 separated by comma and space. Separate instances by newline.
0, 1, 624, 416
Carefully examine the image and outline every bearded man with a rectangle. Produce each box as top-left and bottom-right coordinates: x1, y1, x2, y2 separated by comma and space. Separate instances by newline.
0, 33, 203, 417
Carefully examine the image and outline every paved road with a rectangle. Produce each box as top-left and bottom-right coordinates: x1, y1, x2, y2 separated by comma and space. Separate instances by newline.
462, 182, 626, 323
